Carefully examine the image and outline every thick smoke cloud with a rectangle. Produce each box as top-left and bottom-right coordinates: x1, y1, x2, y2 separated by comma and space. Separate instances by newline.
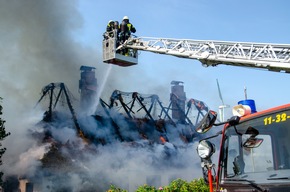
0, 0, 205, 191
0, 0, 91, 185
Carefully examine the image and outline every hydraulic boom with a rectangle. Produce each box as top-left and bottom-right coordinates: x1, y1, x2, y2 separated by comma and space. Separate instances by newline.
103, 35, 290, 73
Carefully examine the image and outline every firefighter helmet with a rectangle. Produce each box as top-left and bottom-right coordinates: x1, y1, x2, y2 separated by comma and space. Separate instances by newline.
108, 20, 114, 24
123, 16, 129, 20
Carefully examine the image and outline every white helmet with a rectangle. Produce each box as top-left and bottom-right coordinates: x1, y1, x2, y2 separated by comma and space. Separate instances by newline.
108, 20, 114, 24
123, 16, 129, 20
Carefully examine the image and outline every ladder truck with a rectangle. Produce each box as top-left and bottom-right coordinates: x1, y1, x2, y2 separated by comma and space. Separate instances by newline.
103, 35, 290, 191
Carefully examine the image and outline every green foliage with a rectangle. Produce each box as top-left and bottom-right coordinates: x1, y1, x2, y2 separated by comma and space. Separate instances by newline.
107, 178, 209, 192
136, 184, 157, 192
0, 97, 11, 186
187, 178, 210, 192
107, 184, 128, 192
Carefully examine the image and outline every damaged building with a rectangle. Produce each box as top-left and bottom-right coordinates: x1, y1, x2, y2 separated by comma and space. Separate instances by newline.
3, 66, 209, 192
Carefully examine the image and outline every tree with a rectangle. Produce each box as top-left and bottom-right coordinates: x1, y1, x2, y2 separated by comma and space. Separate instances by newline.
0, 97, 10, 186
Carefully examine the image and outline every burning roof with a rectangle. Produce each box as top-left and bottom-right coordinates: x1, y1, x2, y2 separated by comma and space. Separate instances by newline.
4, 68, 209, 191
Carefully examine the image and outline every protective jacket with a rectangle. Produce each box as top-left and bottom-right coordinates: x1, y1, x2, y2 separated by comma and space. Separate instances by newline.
106, 23, 114, 33
120, 20, 136, 35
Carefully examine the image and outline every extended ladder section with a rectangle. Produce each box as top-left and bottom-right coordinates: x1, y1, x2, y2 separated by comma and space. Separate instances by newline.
103, 36, 290, 72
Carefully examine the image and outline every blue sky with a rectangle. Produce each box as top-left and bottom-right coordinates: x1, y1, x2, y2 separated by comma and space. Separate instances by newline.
73, 0, 290, 119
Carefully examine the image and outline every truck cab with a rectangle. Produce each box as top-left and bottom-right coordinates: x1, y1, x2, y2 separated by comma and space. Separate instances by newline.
197, 103, 290, 192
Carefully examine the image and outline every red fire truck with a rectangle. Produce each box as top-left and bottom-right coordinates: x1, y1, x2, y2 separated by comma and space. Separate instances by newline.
196, 103, 290, 191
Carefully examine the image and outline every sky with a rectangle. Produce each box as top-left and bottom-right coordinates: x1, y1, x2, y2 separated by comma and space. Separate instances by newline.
76, 0, 290, 117
0, 0, 290, 190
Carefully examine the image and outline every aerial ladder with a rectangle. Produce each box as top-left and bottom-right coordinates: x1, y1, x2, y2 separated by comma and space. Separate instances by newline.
103, 35, 290, 72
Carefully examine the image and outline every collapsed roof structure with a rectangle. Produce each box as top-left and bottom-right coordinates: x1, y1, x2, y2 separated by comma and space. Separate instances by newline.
35, 66, 209, 146
7, 66, 209, 191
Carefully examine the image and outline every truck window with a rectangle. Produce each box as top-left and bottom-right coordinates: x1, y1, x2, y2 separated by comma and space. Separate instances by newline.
242, 135, 273, 173
225, 133, 274, 176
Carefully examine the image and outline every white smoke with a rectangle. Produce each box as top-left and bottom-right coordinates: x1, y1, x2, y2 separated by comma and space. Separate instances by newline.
13, 143, 51, 177
0, 1, 205, 191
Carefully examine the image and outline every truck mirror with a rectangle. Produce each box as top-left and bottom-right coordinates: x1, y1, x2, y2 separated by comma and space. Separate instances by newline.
243, 137, 263, 148
242, 126, 263, 148
195, 110, 217, 133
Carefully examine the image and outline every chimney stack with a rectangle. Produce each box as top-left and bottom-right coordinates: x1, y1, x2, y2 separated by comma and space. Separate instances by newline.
79, 66, 97, 111
170, 81, 186, 123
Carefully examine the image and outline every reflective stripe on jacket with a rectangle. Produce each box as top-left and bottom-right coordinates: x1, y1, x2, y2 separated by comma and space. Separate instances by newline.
127, 23, 136, 33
